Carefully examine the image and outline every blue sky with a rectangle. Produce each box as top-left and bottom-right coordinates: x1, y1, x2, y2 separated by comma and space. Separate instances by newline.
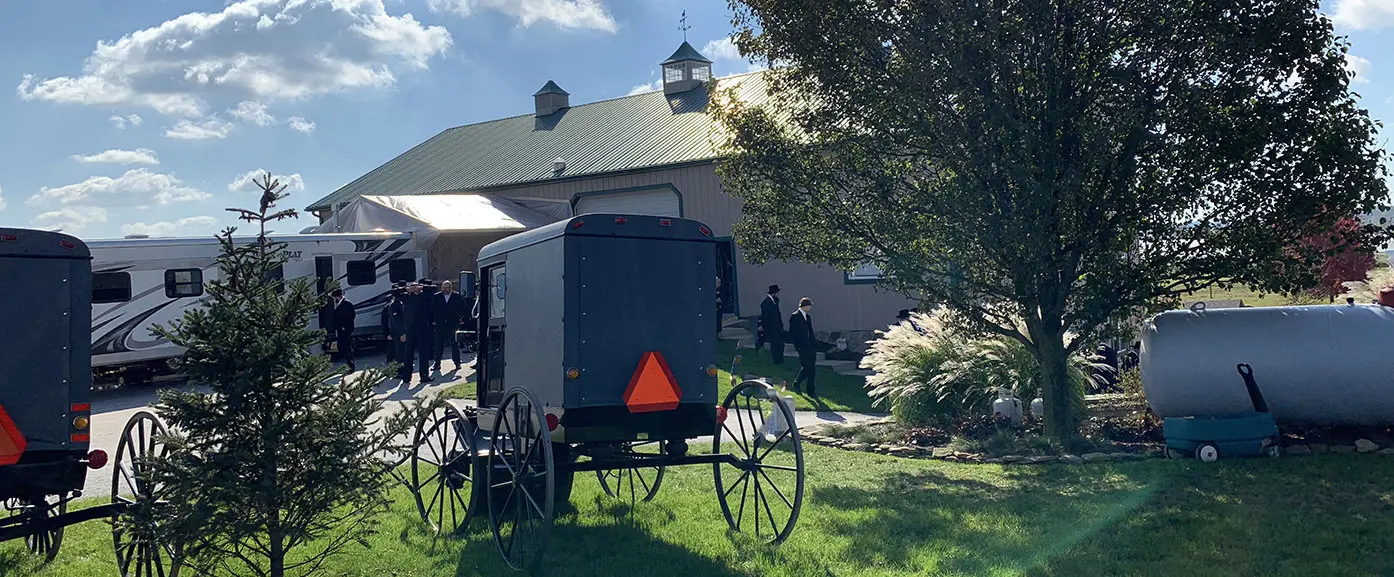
0, 0, 1390, 240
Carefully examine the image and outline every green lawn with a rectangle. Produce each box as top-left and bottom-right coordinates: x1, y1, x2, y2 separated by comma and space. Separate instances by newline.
717, 340, 878, 413
8, 447, 1394, 577
436, 341, 879, 413
1179, 284, 1326, 308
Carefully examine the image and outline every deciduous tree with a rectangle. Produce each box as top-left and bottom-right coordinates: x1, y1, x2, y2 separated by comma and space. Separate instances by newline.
713, 0, 1391, 439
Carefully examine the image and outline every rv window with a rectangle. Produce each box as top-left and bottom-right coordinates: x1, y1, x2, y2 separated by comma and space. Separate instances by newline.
93, 272, 132, 304
346, 260, 376, 286
388, 259, 416, 283
164, 268, 204, 298
266, 264, 285, 294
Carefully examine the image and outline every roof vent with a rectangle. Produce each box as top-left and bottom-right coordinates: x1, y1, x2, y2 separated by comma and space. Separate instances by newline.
124, 234, 150, 239
662, 41, 713, 95
553, 158, 567, 173
534, 81, 570, 117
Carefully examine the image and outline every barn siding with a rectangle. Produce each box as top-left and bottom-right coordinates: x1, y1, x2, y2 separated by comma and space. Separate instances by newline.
480, 163, 913, 332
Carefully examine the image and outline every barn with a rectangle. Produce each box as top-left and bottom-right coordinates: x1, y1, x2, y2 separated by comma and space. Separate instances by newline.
306, 41, 914, 335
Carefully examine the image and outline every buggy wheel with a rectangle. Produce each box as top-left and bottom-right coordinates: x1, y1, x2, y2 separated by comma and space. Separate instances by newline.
596, 441, 666, 504
713, 380, 805, 544
486, 388, 554, 573
412, 400, 480, 535
4, 496, 65, 563
111, 411, 180, 577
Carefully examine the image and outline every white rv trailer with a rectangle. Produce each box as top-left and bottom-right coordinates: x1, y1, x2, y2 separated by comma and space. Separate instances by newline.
86, 231, 425, 380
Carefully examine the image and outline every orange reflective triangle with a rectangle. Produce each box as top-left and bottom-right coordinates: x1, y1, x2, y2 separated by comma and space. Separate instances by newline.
622, 352, 683, 413
0, 405, 27, 466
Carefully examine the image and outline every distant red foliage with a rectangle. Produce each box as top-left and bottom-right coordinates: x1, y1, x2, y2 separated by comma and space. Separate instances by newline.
1289, 216, 1375, 300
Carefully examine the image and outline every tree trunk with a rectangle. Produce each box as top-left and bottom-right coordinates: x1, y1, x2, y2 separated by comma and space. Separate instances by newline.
1027, 316, 1078, 441
270, 532, 284, 577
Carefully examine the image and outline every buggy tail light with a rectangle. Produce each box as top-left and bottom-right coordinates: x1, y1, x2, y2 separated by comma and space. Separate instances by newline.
545, 414, 559, 432
571, 220, 585, 229
566, 367, 580, 380
706, 365, 719, 377
86, 449, 108, 470
0, 234, 17, 242
614, 217, 627, 224
73, 416, 90, 430
658, 218, 672, 227
716, 406, 728, 423
699, 225, 712, 237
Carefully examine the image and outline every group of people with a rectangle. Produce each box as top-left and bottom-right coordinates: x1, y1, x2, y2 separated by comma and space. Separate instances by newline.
325, 278, 472, 384
754, 284, 820, 397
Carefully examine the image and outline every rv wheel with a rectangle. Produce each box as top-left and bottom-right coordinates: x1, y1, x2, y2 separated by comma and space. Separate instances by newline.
1195, 443, 1219, 463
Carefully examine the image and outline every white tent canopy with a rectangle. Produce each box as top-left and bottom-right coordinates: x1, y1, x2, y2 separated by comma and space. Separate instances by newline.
311, 194, 571, 241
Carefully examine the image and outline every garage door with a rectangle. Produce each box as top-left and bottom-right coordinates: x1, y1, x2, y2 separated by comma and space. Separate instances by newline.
573, 188, 681, 217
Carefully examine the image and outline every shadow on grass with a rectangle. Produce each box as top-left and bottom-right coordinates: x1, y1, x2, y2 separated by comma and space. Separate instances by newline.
719, 341, 877, 414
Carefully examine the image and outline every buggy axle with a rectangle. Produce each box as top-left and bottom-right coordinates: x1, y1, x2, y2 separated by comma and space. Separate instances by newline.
0, 502, 125, 543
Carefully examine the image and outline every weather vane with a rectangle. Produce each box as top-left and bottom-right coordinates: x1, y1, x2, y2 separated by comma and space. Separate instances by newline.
679, 10, 690, 41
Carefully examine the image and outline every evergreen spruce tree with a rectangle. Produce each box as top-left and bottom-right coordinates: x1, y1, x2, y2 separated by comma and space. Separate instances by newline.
149, 173, 422, 577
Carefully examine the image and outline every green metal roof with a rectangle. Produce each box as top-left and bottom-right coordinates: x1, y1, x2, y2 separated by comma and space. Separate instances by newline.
662, 41, 713, 65
307, 71, 771, 213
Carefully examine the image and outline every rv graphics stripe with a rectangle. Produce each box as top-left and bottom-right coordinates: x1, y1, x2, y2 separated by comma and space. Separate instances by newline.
353, 240, 386, 253
91, 299, 181, 356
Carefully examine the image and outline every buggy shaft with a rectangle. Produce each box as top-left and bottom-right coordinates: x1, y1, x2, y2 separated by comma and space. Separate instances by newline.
0, 502, 126, 543
563, 452, 741, 473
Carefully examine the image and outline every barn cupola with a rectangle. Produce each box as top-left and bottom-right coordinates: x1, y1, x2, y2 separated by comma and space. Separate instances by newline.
661, 41, 713, 95
533, 80, 570, 117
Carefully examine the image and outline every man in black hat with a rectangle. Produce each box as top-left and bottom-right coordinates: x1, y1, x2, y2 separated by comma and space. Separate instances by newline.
402, 279, 436, 383
788, 297, 817, 396
758, 284, 785, 365
382, 281, 407, 369
329, 288, 356, 372
897, 309, 925, 334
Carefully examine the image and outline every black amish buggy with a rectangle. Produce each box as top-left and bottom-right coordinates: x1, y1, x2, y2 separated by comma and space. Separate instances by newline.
0, 228, 179, 574
408, 214, 806, 572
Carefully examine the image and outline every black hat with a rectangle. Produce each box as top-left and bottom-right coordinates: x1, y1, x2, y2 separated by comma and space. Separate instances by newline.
798, 297, 813, 308
768, 284, 781, 294
896, 309, 911, 319
330, 288, 344, 298
418, 278, 433, 286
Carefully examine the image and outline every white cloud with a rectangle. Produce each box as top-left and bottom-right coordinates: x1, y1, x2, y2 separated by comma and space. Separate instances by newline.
229, 101, 276, 125
0, 186, 6, 212
122, 216, 219, 237
16, 0, 452, 117
30, 169, 211, 207
700, 36, 767, 74
1330, 0, 1394, 30
71, 148, 160, 165
627, 80, 660, 96
228, 169, 306, 193
109, 113, 144, 128
427, 0, 617, 32
288, 116, 316, 132
33, 206, 110, 231
166, 117, 234, 140
1347, 54, 1372, 84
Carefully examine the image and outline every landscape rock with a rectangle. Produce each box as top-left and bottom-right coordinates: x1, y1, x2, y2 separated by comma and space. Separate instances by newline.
1000, 455, 1025, 463
1108, 452, 1135, 461
1081, 452, 1110, 462
1061, 454, 1085, 465
1285, 445, 1311, 455
1310, 443, 1329, 453
1356, 439, 1380, 453
944, 455, 960, 462
932, 447, 954, 459
984, 458, 1004, 464
1027, 456, 1058, 464
1331, 445, 1356, 454
844, 443, 867, 451
1379, 448, 1394, 456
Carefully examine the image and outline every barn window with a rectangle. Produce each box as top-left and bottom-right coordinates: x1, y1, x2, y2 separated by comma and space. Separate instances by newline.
164, 268, 204, 298
346, 260, 376, 286
844, 263, 885, 284
93, 272, 132, 304
388, 259, 416, 283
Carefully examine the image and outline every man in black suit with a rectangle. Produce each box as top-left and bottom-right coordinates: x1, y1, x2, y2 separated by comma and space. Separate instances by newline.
431, 280, 468, 372
329, 288, 357, 372
757, 284, 785, 365
788, 297, 817, 396
402, 280, 436, 383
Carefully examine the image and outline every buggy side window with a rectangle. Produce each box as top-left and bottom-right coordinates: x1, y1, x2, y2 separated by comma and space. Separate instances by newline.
346, 260, 376, 286
164, 268, 204, 298
388, 259, 416, 283
93, 272, 132, 304
489, 267, 506, 319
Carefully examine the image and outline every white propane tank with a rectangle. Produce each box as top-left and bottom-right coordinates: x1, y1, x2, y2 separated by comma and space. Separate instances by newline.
1030, 397, 1044, 420
1142, 303, 1394, 425
992, 388, 1023, 425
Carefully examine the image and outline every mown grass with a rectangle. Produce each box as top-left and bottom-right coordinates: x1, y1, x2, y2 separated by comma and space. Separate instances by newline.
437, 341, 879, 414
1178, 284, 1325, 308
7, 446, 1394, 577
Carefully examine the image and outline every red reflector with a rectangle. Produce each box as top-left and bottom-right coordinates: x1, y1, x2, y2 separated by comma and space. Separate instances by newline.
658, 219, 672, 227
0, 405, 25, 466
87, 449, 108, 470
71, 433, 90, 443
71, 403, 90, 412
699, 226, 712, 236
716, 406, 728, 423
622, 352, 683, 413
615, 217, 627, 224
546, 413, 559, 431
59, 240, 76, 250
571, 220, 585, 229
0, 234, 17, 242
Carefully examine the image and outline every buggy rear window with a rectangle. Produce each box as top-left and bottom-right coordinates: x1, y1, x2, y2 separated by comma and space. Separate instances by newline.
346, 260, 376, 286
93, 272, 132, 303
